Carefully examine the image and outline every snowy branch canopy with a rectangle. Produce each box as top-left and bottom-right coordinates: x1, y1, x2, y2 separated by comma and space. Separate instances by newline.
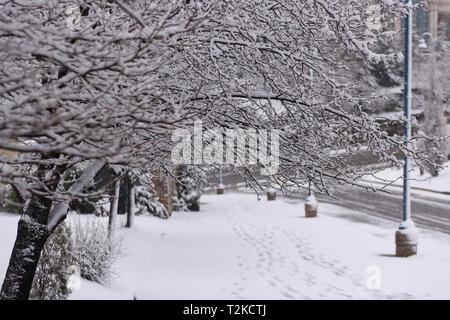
0, 0, 437, 200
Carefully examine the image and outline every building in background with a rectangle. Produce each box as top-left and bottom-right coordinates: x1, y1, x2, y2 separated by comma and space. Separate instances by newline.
414, 0, 450, 38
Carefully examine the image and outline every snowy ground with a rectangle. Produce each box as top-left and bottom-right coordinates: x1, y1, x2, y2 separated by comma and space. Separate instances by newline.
363, 162, 450, 198
1, 192, 450, 300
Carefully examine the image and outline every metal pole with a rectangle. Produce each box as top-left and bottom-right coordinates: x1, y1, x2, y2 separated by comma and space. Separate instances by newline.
401, 0, 412, 225
216, 166, 224, 194
218, 166, 223, 186
396, 0, 418, 257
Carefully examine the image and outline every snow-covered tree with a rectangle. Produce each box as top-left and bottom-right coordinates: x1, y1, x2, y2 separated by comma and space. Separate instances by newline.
0, 0, 440, 299
175, 165, 206, 212
134, 185, 170, 219
30, 222, 73, 300
0, 0, 216, 299
413, 32, 450, 174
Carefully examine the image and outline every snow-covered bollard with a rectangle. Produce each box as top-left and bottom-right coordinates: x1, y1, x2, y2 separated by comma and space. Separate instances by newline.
216, 183, 225, 195
267, 187, 276, 201
305, 193, 318, 218
395, 220, 419, 257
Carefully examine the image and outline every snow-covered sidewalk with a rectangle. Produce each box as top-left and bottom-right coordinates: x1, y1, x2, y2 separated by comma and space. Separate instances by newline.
75, 193, 450, 300
2, 192, 450, 300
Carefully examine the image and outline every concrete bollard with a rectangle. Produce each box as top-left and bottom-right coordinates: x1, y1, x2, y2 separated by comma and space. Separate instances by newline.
305, 193, 318, 217
395, 221, 419, 257
267, 187, 276, 201
216, 183, 225, 195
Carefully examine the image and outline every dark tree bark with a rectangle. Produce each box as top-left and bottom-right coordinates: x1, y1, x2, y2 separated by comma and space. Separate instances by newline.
10, 183, 28, 204
118, 175, 131, 215
1, 154, 57, 300
1, 159, 106, 300
0, 196, 51, 300
108, 178, 120, 237
126, 182, 135, 228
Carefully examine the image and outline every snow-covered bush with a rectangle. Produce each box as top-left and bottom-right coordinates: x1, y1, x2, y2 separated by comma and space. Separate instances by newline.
94, 197, 110, 217
70, 217, 122, 285
172, 195, 187, 212
30, 222, 74, 300
1, 187, 15, 213
135, 186, 169, 219
0, 184, 8, 209
0, 185, 24, 214
31, 217, 122, 299
175, 165, 206, 212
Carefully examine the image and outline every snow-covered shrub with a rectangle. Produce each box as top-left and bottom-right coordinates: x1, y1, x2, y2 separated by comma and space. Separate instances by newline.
135, 186, 169, 219
0, 184, 8, 209
175, 165, 206, 212
1, 185, 23, 214
31, 217, 122, 298
30, 222, 74, 300
70, 217, 122, 285
172, 195, 187, 212
94, 197, 110, 217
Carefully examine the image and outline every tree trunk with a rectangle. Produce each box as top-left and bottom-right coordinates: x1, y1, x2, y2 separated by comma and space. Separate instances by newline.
0, 196, 51, 300
126, 185, 135, 228
1, 159, 106, 300
108, 179, 120, 237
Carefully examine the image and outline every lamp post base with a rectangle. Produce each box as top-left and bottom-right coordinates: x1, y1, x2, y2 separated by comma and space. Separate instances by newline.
305, 204, 317, 218
305, 194, 318, 218
395, 223, 419, 257
216, 184, 224, 195
267, 192, 276, 201
267, 188, 276, 201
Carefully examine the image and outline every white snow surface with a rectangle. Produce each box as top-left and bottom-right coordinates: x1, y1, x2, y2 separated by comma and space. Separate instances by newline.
363, 162, 450, 197
1, 193, 450, 299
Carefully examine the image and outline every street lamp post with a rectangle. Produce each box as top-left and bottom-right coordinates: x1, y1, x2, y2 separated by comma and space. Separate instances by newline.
396, 0, 419, 257
304, 31, 318, 217
217, 166, 224, 194
305, 180, 318, 218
